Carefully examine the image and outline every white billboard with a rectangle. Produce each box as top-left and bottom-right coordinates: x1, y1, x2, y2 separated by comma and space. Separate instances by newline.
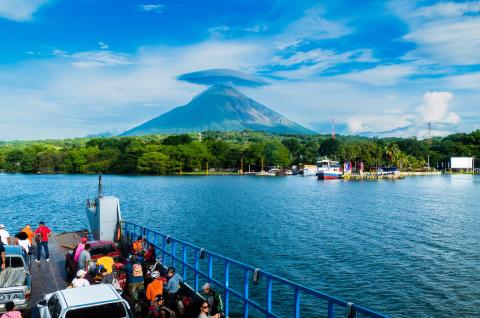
451, 157, 473, 169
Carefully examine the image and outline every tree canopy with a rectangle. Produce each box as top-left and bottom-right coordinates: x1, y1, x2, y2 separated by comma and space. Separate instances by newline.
0, 130, 478, 175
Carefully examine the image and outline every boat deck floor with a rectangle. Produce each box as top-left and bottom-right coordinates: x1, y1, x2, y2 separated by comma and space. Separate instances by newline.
29, 232, 83, 317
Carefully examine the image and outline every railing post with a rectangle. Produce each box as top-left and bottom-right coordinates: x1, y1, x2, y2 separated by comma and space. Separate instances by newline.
243, 269, 249, 318
224, 261, 230, 318
162, 236, 166, 264
182, 245, 187, 280
266, 277, 272, 317
171, 240, 177, 268
194, 251, 199, 292
208, 255, 213, 283
328, 302, 335, 318
294, 288, 301, 318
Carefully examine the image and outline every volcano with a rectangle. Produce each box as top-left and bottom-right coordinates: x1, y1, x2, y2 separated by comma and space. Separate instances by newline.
122, 84, 315, 135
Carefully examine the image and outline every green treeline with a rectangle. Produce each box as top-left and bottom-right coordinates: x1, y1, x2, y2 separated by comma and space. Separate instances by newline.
0, 130, 479, 174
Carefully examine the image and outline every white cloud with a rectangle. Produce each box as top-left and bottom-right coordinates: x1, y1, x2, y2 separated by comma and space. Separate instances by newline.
138, 4, 164, 13
0, 0, 48, 21
394, 1, 480, 65
345, 91, 461, 138
98, 42, 109, 50
444, 72, 480, 90
336, 64, 416, 86
279, 5, 352, 45
416, 91, 460, 124
412, 1, 480, 18
70, 51, 134, 68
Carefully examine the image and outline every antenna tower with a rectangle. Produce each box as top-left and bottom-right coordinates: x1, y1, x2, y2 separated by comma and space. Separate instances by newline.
427, 122, 432, 144
331, 118, 336, 140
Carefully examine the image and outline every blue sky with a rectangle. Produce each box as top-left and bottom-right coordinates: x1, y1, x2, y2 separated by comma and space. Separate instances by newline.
0, 0, 479, 140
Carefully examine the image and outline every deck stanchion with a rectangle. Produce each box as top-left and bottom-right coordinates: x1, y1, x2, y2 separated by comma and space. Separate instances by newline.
243, 269, 249, 318
162, 236, 166, 264
120, 223, 388, 318
182, 245, 187, 280
171, 240, 177, 268
294, 288, 301, 318
224, 261, 230, 318
208, 255, 213, 283
266, 277, 272, 317
328, 302, 335, 318
194, 251, 199, 292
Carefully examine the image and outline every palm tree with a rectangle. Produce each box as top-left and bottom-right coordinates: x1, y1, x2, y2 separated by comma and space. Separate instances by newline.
385, 143, 401, 166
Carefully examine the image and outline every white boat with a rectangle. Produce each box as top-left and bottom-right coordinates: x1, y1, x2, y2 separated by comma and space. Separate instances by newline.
316, 159, 343, 180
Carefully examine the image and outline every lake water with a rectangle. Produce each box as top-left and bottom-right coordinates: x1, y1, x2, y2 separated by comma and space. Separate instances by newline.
0, 174, 478, 317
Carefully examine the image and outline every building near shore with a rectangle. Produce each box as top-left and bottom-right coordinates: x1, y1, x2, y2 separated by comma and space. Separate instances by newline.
450, 157, 474, 172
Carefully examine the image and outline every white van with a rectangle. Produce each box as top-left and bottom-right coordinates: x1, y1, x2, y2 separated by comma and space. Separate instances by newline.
37, 284, 133, 318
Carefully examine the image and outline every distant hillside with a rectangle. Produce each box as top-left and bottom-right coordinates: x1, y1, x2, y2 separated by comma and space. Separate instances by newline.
122, 84, 315, 135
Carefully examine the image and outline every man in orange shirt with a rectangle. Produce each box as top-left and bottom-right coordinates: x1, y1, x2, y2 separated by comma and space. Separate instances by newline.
146, 271, 164, 303
21, 224, 34, 244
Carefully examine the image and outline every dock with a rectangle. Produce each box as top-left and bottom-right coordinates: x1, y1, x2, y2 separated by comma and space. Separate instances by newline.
29, 232, 82, 317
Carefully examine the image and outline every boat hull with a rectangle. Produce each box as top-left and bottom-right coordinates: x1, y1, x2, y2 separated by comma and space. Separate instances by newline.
316, 172, 342, 179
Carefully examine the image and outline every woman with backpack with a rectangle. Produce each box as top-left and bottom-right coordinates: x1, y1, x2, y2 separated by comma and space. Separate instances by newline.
0, 301, 22, 318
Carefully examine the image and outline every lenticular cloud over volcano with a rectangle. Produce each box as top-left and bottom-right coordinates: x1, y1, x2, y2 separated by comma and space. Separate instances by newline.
178, 69, 267, 87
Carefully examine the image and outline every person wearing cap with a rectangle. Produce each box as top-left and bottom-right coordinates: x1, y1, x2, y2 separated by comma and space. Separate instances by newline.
73, 237, 88, 264
146, 271, 164, 303
34, 221, 52, 262
148, 294, 175, 318
100, 267, 114, 284
125, 255, 145, 301
71, 270, 90, 288
20, 224, 34, 244
202, 283, 224, 316
165, 266, 183, 309
0, 224, 10, 245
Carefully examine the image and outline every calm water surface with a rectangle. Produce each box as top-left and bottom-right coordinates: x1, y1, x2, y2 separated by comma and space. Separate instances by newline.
0, 174, 479, 317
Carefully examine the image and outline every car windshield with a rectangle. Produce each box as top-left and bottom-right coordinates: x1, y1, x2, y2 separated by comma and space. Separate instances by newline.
89, 244, 116, 257
5, 256, 24, 268
65, 302, 129, 318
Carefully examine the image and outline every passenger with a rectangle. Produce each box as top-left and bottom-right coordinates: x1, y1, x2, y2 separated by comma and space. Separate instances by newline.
34, 221, 52, 262
0, 301, 22, 318
146, 271, 164, 303
0, 224, 10, 245
201, 283, 224, 315
71, 269, 90, 288
14, 232, 31, 255
73, 237, 88, 263
165, 266, 183, 309
149, 295, 176, 318
198, 302, 220, 318
20, 224, 34, 244
144, 243, 157, 265
96, 255, 114, 273
125, 255, 145, 301
132, 236, 145, 255
100, 267, 114, 284
0, 239, 5, 272
77, 244, 91, 271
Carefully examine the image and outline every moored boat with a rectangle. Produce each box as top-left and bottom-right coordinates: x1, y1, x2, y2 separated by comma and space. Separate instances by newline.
316, 159, 343, 179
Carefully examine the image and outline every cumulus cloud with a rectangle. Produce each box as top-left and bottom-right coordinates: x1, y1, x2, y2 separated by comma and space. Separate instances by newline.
178, 69, 266, 87
0, 0, 48, 21
345, 91, 461, 138
416, 91, 460, 124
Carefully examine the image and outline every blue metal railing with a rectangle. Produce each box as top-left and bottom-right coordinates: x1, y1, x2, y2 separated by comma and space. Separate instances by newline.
123, 221, 389, 318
